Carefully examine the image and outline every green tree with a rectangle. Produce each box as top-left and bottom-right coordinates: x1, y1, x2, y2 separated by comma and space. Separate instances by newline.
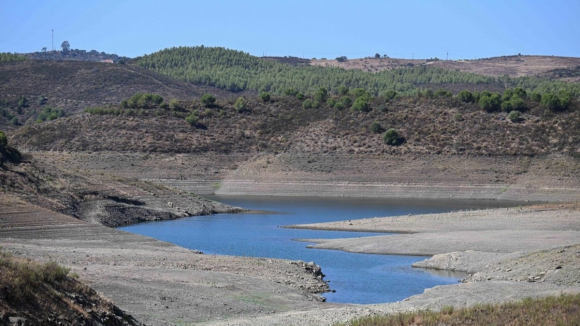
314, 87, 328, 103
457, 90, 474, 103
201, 94, 216, 107
479, 93, 501, 112
351, 97, 370, 112
350, 88, 371, 100
260, 92, 271, 102
336, 56, 347, 62
339, 96, 352, 107
61, 41, 70, 53
338, 84, 349, 95
302, 99, 314, 109
513, 87, 527, 99
383, 128, 402, 146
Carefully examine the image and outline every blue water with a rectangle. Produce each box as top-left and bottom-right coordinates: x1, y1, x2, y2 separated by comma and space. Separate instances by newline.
119, 195, 518, 304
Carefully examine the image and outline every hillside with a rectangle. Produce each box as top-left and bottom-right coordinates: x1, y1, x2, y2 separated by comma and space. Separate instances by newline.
9, 93, 579, 157
311, 55, 580, 81
134, 47, 580, 96
0, 60, 238, 129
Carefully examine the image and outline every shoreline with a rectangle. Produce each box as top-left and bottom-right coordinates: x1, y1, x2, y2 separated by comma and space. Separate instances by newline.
2, 177, 579, 325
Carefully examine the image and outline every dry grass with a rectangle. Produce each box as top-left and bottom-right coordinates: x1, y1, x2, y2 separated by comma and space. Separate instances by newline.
0, 249, 70, 303
336, 293, 580, 326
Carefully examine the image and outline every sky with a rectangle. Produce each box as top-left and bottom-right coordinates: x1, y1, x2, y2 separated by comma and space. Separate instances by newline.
1, 0, 578, 60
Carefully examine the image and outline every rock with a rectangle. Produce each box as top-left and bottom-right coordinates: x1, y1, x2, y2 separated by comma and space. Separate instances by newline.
9, 317, 29, 326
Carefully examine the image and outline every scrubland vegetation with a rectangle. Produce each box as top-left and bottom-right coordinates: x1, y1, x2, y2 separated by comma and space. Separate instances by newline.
336, 293, 580, 326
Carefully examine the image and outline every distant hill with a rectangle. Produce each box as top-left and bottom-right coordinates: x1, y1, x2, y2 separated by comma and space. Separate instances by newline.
311, 55, 580, 82
23, 48, 130, 63
134, 46, 580, 96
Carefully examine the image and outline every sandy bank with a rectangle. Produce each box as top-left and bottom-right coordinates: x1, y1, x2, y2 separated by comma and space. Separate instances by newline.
0, 195, 330, 326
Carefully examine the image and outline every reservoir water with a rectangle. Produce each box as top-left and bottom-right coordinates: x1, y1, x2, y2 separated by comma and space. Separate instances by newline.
119, 195, 518, 304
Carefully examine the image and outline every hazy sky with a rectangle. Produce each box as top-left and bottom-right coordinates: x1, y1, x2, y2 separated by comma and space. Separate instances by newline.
1, 0, 578, 59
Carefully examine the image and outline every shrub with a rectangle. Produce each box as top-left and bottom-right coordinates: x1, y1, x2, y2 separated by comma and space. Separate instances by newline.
507, 110, 522, 122
424, 89, 434, 98
351, 97, 370, 112
383, 128, 402, 146
453, 113, 463, 121
37, 96, 47, 106
37, 107, 65, 122
10, 117, 18, 125
338, 84, 349, 95
384, 90, 397, 100
0, 130, 7, 148
17, 96, 27, 108
369, 121, 383, 133
333, 102, 346, 110
234, 97, 247, 112
350, 88, 371, 101
169, 99, 182, 111
296, 92, 305, 100
201, 94, 216, 107
284, 88, 298, 97
530, 92, 542, 102
260, 92, 271, 102
185, 113, 199, 126
434, 88, 452, 98
327, 98, 337, 108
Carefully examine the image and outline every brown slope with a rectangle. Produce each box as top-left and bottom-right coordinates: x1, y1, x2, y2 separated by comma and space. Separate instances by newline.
0, 60, 239, 117
8, 96, 580, 158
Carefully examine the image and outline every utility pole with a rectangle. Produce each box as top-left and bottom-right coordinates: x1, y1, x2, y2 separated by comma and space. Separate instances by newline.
52, 29, 54, 51
447, 51, 449, 61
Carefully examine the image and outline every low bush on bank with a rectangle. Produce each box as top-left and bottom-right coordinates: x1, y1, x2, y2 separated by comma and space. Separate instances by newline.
0, 250, 70, 303
335, 292, 580, 326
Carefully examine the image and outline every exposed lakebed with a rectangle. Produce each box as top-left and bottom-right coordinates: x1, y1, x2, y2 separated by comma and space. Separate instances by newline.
119, 195, 520, 304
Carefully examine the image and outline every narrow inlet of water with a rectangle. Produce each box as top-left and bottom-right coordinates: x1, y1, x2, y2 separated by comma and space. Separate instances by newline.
119, 195, 520, 304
